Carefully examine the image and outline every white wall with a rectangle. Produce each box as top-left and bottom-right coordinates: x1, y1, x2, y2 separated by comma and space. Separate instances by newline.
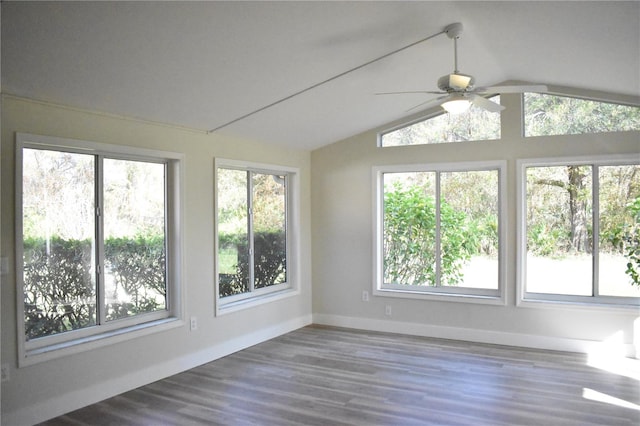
311, 93, 639, 356
2, 90, 638, 425
0, 96, 313, 425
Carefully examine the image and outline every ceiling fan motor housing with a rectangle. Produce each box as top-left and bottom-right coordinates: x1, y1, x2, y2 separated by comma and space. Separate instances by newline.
438, 73, 475, 92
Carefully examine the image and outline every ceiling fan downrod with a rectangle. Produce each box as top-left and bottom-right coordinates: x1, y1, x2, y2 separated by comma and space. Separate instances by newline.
444, 22, 463, 74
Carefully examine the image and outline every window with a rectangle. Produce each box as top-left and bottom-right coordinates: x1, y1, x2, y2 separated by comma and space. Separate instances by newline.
524, 93, 640, 137
519, 156, 640, 306
215, 159, 299, 312
374, 162, 505, 302
379, 96, 500, 147
17, 133, 183, 363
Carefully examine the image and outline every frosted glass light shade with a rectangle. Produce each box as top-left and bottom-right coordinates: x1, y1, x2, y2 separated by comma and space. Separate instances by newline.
442, 98, 471, 114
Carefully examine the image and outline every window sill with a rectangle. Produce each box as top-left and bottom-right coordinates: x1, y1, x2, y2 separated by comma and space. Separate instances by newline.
20, 317, 184, 367
216, 287, 300, 316
373, 288, 506, 305
518, 297, 640, 313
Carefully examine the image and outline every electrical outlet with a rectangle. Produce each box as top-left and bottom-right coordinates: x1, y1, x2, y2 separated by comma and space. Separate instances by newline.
1, 364, 10, 382
385, 305, 392, 316
190, 316, 198, 331
362, 290, 369, 302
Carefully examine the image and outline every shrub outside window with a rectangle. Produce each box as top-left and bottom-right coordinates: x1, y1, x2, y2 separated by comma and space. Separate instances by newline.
215, 159, 298, 312
374, 162, 505, 303
519, 156, 640, 306
17, 133, 183, 363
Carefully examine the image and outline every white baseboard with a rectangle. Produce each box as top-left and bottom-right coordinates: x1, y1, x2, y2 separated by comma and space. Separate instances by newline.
5, 314, 313, 426
312, 313, 637, 358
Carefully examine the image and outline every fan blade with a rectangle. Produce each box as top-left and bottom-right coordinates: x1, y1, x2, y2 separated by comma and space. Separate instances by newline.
474, 84, 548, 94
375, 90, 445, 95
470, 94, 505, 112
406, 95, 449, 112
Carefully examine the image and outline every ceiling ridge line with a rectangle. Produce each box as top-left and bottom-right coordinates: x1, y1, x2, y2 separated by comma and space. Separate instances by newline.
207, 28, 448, 134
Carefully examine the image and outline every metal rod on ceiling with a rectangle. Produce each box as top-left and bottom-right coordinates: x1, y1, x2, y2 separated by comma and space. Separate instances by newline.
207, 27, 449, 134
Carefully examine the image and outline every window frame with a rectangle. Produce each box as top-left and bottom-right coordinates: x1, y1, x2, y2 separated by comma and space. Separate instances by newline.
517, 154, 640, 309
214, 158, 300, 315
373, 160, 507, 305
377, 95, 501, 147
16, 133, 184, 366
523, 92, 640, 138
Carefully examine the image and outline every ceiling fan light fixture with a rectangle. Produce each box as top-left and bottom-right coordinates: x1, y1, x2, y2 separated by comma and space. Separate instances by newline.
442, 97, 471, 114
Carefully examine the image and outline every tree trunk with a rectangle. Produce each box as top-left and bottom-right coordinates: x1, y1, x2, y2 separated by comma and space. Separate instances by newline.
567, 166, 591, 253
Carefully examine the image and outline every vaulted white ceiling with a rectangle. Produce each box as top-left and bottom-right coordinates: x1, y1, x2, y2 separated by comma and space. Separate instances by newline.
3, 1, 639, 150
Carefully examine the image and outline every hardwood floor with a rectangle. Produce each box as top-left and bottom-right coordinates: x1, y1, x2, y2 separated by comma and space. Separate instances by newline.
41, 325, 639, 425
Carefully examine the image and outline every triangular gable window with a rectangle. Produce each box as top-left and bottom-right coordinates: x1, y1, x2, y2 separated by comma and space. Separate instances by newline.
379, 96, 500, 147
524, 93, 640, 137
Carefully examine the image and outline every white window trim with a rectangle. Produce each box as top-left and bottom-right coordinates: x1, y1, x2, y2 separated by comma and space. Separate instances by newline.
16, 133, 185, 366
373, 160, 507, 305
214, 158, 300, 316
522, 89, 640, 139
377, 111, 443, 147
516, 154, 640, 310
377, 95, 502, 148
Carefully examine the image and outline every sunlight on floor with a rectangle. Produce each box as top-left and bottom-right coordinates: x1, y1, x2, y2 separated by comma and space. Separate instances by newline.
582, 388, 640, 411
588, 352, 640, 381
587, 330, 640, 381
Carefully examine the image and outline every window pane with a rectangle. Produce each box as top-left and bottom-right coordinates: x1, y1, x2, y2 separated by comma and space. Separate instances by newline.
524, 93, 640, 137
383, 172, 436, 286
22, 148, 96, 339
103, 159, 167, 320
441, 170, 499, 289
217, 169, 249, 297
380, 96, 500, 147
252, 173, 287, 288
599, 165, 640, 297
526, 166, 593, 295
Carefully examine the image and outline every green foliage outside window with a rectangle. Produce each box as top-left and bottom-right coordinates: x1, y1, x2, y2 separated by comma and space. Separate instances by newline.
23, 237, 96, 339
103, 235, 167, 318
381, 96, 501, 146
218, 231, 286, 297
608, 197, 640, 286
383, 184, 481, 286
23, 235, 166, 340
527, 165, 639, 288
524, 93, 640, 136
217, 167, 288, 299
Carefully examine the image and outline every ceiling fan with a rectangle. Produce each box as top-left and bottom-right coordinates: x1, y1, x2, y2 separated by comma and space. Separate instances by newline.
377, 23, 547, 114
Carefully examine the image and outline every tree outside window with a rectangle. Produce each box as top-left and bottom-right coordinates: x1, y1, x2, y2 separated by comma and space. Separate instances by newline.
524, 162, 640, 300
524, 93, 640, 137
379, 166, 501, 296
216, 164, 289, 302
380, 96, 500, 147
21, 146, 170, 341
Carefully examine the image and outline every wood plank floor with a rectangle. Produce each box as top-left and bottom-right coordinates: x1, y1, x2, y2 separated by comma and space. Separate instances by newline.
41, 325, 639, 425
